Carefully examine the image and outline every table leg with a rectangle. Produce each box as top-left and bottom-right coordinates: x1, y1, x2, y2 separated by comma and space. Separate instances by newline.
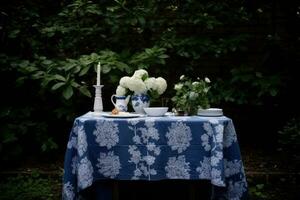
113, 181, 119, 200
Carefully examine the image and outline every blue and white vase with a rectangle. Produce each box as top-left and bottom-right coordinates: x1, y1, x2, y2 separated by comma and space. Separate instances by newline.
131, 93, 150, 114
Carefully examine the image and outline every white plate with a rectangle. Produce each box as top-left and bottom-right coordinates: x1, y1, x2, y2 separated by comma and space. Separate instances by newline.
101, 113, 143, 118
197, 108, 223, 116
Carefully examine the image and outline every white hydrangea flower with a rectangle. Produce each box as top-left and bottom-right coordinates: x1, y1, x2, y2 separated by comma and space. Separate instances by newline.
156, 77, 167, 95
116, 85, 127, 96
127, 77, 147, 94
133, 69, 148, 79
144, 77, 157, 91
117, 69, 167, 97
119, 76, 131, 88
205, 77, 211, 83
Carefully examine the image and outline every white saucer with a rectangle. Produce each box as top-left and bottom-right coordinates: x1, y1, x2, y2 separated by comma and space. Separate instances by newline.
197, 108, 223, 116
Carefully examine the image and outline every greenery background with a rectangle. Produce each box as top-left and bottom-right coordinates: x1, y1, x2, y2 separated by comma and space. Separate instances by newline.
0, 0, 299, 199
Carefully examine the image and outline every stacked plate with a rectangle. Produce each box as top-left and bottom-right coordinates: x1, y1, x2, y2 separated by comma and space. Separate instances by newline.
197, 108, 223, 116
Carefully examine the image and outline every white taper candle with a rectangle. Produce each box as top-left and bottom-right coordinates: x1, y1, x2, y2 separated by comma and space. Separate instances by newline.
96, 62, 101, 85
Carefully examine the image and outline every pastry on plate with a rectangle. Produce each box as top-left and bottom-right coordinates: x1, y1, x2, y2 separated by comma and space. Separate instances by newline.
111, 108, 119, 115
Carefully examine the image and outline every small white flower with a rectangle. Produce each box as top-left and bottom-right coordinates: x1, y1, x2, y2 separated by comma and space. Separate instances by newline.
174, 83, 183, 90
257, 8, 263, 13
189, 92, 198, 100
205, 77, 211, 83
133, 69, 148, 79
116, 85, 127, 96
192, 81, 199, 86
180, 75, 185, 80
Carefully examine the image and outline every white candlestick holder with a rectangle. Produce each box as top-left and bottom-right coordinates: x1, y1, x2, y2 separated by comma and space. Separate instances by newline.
93, 85, 104, 113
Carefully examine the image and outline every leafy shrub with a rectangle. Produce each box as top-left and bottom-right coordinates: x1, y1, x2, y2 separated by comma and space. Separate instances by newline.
0, 171, 61, 200
209, 67, 281, 105
278, 118, 300, 152
249, 183, 268, 199
0, 0, 257, 161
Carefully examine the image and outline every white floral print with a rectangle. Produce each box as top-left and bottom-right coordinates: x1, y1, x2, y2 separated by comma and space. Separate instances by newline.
214, 124, 224, 143
224, 159, 243, 177
203, 122, 214, 136
201, 134, 211, 151
227, 180, 247, 200
127, 118, 140, 126
63, 115, 248, 200
97, 152, 121, 178
128, 119, 160, 180
134, 168, 142, 177
211, 152, 223, 167
63, 182, 75, 200
143, 155, 156, 165
147, 142, 161, 155
166, 121, 192, 153
77, 157, 93, 189
196, 156, 211, 179
208, 118, 219, 124
67, 137, 77, 149
224, 121, 237, 148
71, 156, 78, 174
211, 168, 223, 186
93, 120, 119, 149
139, 119, 159, 143
77, 126, 87, 156
128, 145, 142, 164
128, 118, 160, 180
72, 122, 79, 135
165, 155, 190, 179
202, 122, 213, 151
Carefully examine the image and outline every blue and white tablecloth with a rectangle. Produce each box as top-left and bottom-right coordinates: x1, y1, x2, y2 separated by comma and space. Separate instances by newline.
63, 112, 248, 200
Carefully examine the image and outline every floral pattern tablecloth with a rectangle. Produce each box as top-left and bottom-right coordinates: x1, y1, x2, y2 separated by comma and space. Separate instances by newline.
63, 112, 248, 200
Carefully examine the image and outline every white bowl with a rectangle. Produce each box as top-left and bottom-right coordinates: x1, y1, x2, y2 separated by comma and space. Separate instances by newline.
144, 107, 168, 116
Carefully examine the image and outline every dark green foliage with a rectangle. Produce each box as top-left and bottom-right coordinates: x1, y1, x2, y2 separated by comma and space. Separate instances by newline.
0, 171, 61, 200
210, 67, 281, 105
249, 183, 268, 199
278, 118, 300, 152
0, 0, 295, 161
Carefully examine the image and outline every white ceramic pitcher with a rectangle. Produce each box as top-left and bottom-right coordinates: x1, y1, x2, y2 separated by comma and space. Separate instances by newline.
111, 95, 130, 112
